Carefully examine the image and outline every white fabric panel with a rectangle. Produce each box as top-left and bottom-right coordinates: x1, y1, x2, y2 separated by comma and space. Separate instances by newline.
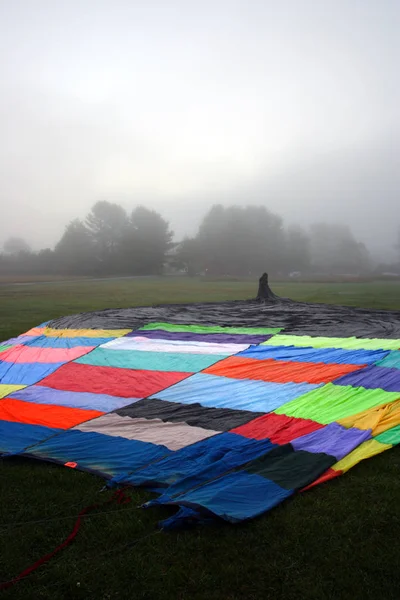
100, 336, 249, 355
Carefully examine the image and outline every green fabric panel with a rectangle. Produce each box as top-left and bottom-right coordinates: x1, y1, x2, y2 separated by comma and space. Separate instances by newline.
375, 424, 400, 445
376, 351, 400, 369
75, 348, 226, 373
139, 322, 281, 335
266, 334, 400, 351
0, 345, 11, 353
274, 383, 400, 424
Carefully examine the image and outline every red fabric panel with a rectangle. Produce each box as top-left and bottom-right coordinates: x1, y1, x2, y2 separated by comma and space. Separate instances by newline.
231, 412, 324, 444
0, 398, 103, 429
0, 344, 94, 364
301, 467, 342, 491
39, 362, 191, 398
204, 356, 364, 384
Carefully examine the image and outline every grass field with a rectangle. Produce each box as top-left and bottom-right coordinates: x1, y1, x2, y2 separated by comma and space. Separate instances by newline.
1, 277, 400, 599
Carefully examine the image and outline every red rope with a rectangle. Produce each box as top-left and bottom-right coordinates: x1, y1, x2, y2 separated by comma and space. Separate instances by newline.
0, 489, 131, 592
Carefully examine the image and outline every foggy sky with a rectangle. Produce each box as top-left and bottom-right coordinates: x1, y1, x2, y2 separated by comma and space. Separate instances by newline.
0, 0, 399, 259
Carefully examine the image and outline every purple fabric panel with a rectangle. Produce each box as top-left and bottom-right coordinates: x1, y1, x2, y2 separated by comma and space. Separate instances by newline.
291, 422, 371, 460
334, 365, 400, 392
2, 335, 38, 346
127, 329, 272, 344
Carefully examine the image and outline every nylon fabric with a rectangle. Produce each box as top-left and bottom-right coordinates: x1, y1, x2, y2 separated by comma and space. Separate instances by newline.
0, 344, 94, 364
375, 424, 400, 445
0, 398, 103, 429
204, 355, 365, 384
127, 329, 273, 344
25, 429, 171, 479
75, 347, 226, 372
301, 467, 341, 491
74, 413, 219, 451
9, 335, 115, 349
230, 412, 324, 443
101, 336, 250, 355
158, 471, 292, 525
332, 438, 390, 472
0, 384, 26, 399
337, 399, 400, 436
245, 446, 336, 490
334, 365, 400, 392
266, 335, 400, 351
274, 383, 400, 424
240, 344, 389, 365
152, 372, 321, 412
376, 350, 400, 369
8, 385, 140, 412
114, 432, 271, 491
24, 327, 132, 338
0, 420, 63, 454
139, 322, 282, 335
116, 398, 262, 431
291, 422, 371, 460
39, 362, 191, 398
0, 361, 64, 385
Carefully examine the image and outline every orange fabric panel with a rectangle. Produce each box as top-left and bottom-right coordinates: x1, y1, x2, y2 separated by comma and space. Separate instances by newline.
0, 398, 103, 429
337, 399, 400, 436
204, 356, 364, 384
24, 327, 45, 336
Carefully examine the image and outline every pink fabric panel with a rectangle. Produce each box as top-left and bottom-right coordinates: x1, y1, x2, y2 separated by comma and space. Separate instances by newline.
0, 344, 94, 364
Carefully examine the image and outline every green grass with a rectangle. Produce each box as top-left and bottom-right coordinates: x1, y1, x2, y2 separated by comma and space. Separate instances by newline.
1, 278, 400, 599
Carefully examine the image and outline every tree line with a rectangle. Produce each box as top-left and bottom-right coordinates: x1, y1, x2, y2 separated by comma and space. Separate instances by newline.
0, 201, 375, 277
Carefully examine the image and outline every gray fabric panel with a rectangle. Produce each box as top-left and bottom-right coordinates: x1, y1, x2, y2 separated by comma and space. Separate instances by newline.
116, 398, 263, 431
48, 297, 400, 339
74, 413, 219, 451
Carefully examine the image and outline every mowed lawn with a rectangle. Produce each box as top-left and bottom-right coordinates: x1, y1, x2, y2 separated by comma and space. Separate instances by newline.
1, 277, 400, 600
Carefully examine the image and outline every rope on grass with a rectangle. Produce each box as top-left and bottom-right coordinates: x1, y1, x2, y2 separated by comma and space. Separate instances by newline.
0, 488, 135, 592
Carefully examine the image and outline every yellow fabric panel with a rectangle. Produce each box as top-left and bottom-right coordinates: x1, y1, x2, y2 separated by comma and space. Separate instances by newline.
337, 399, 400, 436
0, 384, 26, 399
24, 327, 131, 338
333, 439, 391, 473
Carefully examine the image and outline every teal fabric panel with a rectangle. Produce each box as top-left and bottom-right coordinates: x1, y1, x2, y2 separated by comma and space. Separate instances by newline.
75, 348, 226, 373
376, 351, 400, 369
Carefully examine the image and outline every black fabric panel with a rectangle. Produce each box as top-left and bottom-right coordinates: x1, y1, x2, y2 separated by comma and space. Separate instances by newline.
48, 297, 400, 339
246, 444, 336, 490
115, 398, 263, 431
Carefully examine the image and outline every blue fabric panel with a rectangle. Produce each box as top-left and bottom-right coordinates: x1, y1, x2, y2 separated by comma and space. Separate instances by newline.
7, 385, 139, 412
239, 344, 389, 365
158, 471, 292, 525
21, 336, 114, 349
151, 373, 320, 412
115, 432, 276, 497
0, 362, 63, 385
334, 365, 400, 392
24, 429, 171, 478
0, 420, 62, 454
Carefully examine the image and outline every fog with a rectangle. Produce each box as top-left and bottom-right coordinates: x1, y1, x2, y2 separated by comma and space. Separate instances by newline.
0, 0, 399, 260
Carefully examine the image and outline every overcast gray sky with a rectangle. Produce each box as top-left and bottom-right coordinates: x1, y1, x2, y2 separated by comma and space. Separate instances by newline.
0, 0, 399, 259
